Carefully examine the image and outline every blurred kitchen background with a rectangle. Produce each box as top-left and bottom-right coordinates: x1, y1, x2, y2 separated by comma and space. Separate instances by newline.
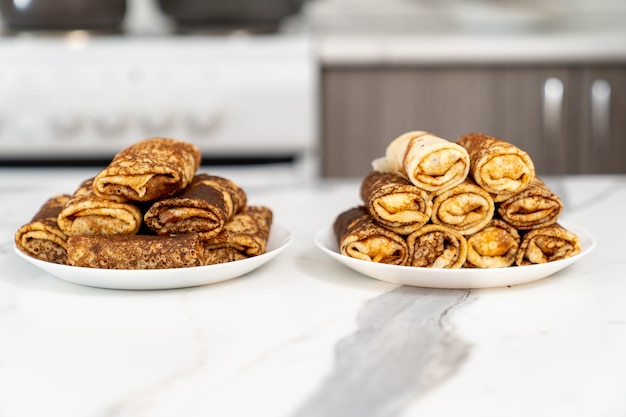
0, 0, 624, 180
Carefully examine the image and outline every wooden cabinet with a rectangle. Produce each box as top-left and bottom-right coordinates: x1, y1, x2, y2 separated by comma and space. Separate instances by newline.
570, 66, 626, 173
321, 64, 626, 177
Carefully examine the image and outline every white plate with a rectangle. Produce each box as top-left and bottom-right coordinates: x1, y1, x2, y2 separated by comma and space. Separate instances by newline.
314, 222, 595, 289
15, 223, 293, 290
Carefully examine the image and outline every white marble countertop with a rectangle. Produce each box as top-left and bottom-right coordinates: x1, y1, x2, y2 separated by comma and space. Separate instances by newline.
1, 169, 625, 417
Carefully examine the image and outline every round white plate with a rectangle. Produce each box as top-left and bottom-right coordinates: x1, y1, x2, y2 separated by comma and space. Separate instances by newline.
15, 223, 293, 290
314, 222, 595, 289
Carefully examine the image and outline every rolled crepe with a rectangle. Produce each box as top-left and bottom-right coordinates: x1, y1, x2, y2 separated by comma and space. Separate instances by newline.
202, 205, 273, 265
431, 178, 495, 235
498, 177, 563, 230
465, 219, 520, 268
93, 137, 201, 202
372, 131, 470, 192
515, 224, 581, 266
457, 133, 535, 202
67, 233, 205, 269
406, 224, 467, 268
360, 170, 433, 235
333, 206, 409, 266
57, 179, 142, 237
144, 174, 247, 238
14, 194, 71, 264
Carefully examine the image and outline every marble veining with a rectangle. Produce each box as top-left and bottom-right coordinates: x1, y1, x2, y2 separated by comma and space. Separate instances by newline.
291, 287, 471, 417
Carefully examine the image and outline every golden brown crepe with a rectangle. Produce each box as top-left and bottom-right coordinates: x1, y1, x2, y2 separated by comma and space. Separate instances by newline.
498, 177, 563, 230
334, 206, 409, 266
515, 224, 581, 266
457, 132, 535, 202
406, 224, 467, 268
431, 178, 495, 235
202, 205, 273, 265
144, 174, 247, 238
465, 219, 520, 268
57, 179, 142, 237
360, 170, 433, 235
92, 137, 201, 202
372, 131, 470, 192
67, 233, 205, 269
15, 194, 71, 264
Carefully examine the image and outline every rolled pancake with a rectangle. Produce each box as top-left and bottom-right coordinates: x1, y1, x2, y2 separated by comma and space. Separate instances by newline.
15, 194, 71, 264
202, 205, 273, 265
333, 206, 409, 266
457, 133, 535, 202
406, 224, 467, 268
360, 170, 432, 235
57, 179, 142, 237
144, 174, 247, 238
372, 131, 470, 192
431, 178, 495, 235
465, 219, 520, 268
498, 177, 563, 230
67, 233, 205, 269
93, 137, 201, 202
515, 224, 581, 266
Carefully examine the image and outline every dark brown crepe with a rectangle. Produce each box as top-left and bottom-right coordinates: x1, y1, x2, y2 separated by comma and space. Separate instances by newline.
92, 137, 201, 202
334, 206, 409, 265
457, 133, 536, 202
202, 205, 273, 265
15, 194, 71, 264
360, 170, 432, 235
498, 177, 563, 230
57, 179, 142, 237
431, 178, 495, 235
406, 224, 467, 268
144, 174, 247, 238
515, 224, 581, 266
465, 219, 520, 268
67, 233, 205, 269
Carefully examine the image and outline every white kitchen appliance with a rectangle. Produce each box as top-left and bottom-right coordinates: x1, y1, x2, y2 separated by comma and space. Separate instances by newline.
0, 28, 318, 183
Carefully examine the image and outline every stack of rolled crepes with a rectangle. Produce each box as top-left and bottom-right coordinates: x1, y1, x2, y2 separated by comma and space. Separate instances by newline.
334, 130, 582, 269
15, 137, 274, 270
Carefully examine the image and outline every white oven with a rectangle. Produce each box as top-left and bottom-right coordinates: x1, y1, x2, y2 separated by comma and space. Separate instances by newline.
0, 27, 319, 185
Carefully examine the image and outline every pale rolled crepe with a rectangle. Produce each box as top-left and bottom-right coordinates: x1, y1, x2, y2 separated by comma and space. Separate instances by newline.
457, 133, 535, 202
431, 178, 495, 235
515, 224, 581, 266
334, 206, 409, 266
93, 137, 201, 202
202, 205, 273, 265
15, 194, 71, 264
360, 170, 432, 235
144, 174, 247, 238
465, 219, 520, 268
406, 224, 467, 269
372, 131, 470, 193
498, 177, 563, 230
67, 233, 206, 269
57, 179, 142, 237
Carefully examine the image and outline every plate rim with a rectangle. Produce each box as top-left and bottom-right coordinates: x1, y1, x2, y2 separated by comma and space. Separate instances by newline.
14, 222, 293, 290
314, 220, 596, 289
